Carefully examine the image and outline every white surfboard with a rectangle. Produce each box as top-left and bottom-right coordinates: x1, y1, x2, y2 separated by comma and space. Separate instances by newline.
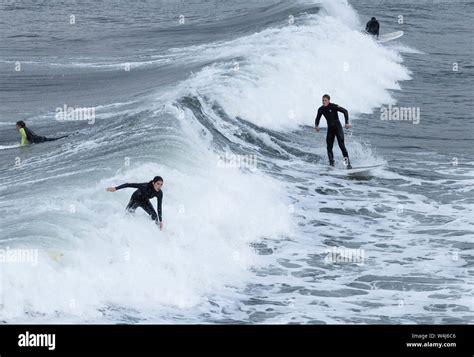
328, 164, 383, 177
377, 31, 404, 43
0, 143, 21, 150
346, 164, 383, 175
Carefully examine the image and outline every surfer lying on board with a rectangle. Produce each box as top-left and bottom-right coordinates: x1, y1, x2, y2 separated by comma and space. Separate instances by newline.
314, 94, 352, 169
16, 121, 69, 146
365, 17, 380, 38
107, 176, 164, 230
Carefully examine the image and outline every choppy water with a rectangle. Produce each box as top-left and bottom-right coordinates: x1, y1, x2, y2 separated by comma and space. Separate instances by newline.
0, 0, 473, 324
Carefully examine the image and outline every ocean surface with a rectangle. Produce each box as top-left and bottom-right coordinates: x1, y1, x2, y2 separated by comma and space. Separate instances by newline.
0, 0, 473, 323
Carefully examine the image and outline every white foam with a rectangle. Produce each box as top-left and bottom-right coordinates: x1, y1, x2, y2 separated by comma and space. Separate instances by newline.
1, 144, 293, 321
174, 7, 410, 131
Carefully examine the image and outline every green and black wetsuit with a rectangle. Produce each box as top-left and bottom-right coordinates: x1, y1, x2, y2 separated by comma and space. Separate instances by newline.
20, 127, 68, 145
19, 128, 31, 146
115, 182, 163, 224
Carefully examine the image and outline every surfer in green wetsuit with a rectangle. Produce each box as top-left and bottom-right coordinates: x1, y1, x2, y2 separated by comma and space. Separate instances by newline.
16, 121, 68, 146
17, 122, 30, 146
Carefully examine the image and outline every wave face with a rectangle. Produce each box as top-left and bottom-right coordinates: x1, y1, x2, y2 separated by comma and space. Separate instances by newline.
0, 0, 473, 323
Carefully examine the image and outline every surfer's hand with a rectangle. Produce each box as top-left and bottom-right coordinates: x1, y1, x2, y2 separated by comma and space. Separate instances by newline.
344, 124, 352, 129
106, 187, 116, 192
315, 126, 321, 132
159, 222, 163, 230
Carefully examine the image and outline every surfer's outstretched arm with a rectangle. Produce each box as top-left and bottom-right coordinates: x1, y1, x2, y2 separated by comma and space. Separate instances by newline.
115, 183, 143, 190
107, 183, 143, 192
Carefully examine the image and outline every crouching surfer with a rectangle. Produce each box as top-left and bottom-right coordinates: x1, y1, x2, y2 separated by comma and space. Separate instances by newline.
107, 176, 164, 230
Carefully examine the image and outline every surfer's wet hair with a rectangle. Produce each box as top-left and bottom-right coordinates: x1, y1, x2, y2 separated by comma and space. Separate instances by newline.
152, 176, 163, 183
16, 120, 26, 128
322, 94, 330, 101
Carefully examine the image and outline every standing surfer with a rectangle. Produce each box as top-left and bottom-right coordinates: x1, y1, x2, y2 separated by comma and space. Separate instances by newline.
314, 94, 352, 169
107, 176, 164, 230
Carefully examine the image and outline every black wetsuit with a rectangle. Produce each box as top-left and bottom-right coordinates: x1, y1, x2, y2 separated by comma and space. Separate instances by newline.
366, 19, 380, 37
315, 103, 350, 165
115, 182, 163, 224
25, 127, 68, 143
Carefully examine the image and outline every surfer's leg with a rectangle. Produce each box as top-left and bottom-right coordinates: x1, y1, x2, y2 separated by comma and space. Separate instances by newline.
125, 197, 140, 213
44, 135, 69, 142
335, 126, 351, 168
141, 200, 158, 222
326, 128, 336, 166
335, 126, 349, 157
34, 136, 47, 143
